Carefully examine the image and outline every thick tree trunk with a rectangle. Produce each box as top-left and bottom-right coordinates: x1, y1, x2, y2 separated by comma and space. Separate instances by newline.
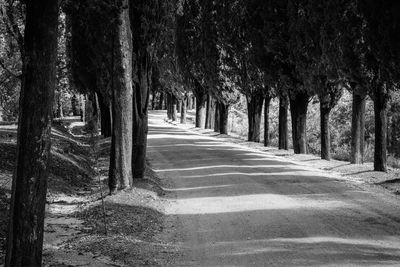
214, 102, 220, 132
166, 93, 172, 120
373, 86, 388, 171
130, 2, 152, 179
219, 103, 229, 134
188, 95, 193, 110
108, 101, 118, 192
172, 95, 177, 121
247, 92, 264, 142
205, 94, 216, 129
320, 104, 331, 160
151, 92, 156, 110
55, 92, 64, 119
71, 94, 78, 115
108, 3, 133, 191
278, 95, 288, 150
80, 95, 86, 122
177, 99, 181, 114
264, 96, 271, 147
351, 91, 366, 164
290, 91, 309, 154
157, 92, 164, 110
181, 95, 187, 123
98, 94, 112, 138
5, 0, 59, 266
195, 90, 207, 128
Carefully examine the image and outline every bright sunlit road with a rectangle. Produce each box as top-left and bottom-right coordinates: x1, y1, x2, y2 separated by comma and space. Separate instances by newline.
147, 111, 400, 266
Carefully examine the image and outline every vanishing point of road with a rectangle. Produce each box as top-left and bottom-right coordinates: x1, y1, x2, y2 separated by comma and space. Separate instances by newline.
147, 111, 400, 266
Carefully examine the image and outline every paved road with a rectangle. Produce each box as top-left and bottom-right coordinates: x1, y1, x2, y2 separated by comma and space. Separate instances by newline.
147, 112, 400, 266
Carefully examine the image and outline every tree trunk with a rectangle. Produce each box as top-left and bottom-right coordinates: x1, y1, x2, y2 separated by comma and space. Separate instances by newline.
157, 92, 164, 110
5, 1, 59, 266
71, 94, 78, 115
172, 95, 177, 121
130, 2, 152, 179
320, 103, 331, 160
177, 99, 181, 114
373, 85, 389, 171
151, 91, 156, 110
264, 96, 271, 147
181, 95, 187, 124
98, 93, 112, 138
80, 95, 86, 122
278, 95, 288, 150
108, 3, 133, 191
108, 101, 118, 192
166, 93, 172, 120
247, 92, 264, 142
351, 91, 366, 164
214, 102, 220, 132
188, 95, 193, 110
219, 103, 229, 134
205, 94, 216, 129
195, 90, 207, 128
290, 91, 309, 154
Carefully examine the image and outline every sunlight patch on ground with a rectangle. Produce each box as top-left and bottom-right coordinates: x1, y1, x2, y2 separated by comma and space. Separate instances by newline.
155, 165, 292, 172
210, 236, 400, 260
163, 184, 235, 192
164, 194, 351, 215
177, 171, 321, 179
268, 236, 400, 249
148, 143, 233, 148
148, 134, 211, 140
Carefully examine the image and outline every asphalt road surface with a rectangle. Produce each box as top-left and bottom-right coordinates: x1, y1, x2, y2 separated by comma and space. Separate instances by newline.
147, 112, 400, 267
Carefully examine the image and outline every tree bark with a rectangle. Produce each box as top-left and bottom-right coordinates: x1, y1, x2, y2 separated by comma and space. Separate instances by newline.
151, 91, 156, 110
247, 92, 264, 142
351, 91, 366, 164
172, 95, 177, 121
320, 104, 331, 160
157, 92, 164, 110
5, 0, 59, 266
264, 96, 271, 147
278, 95, 288, 150
219, 103, 229, 134
289, 91, 309, 154
98, 93, 112, 138
108, 3, 133, 191
130, 3, 152, 179
214, 101, 220, 132
205, 94, 216, 129
166, 93, 172, 120
195, 90, 207, 128
373, 85, 388, 171
188, 94, 193, 110
177, 98, 181, 114
181, 95, 187, 123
